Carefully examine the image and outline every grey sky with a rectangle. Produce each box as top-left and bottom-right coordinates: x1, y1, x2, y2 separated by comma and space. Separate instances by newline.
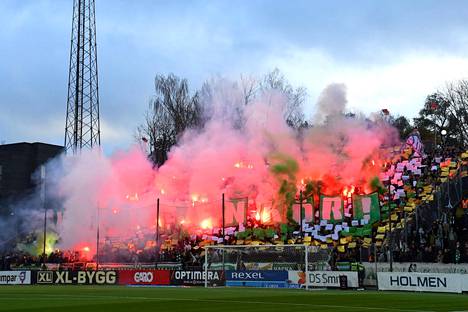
1, 0, 468, 152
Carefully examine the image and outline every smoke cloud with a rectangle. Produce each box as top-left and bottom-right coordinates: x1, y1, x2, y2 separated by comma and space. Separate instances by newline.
2, 82, 399, 255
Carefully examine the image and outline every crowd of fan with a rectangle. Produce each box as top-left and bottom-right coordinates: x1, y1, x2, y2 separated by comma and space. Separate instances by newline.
2, 144, 468, 271
333, 145, 468, 265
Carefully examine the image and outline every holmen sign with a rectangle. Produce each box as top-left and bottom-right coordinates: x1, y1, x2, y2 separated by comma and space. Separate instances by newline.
377, 272, 463, 293
362, 262, 468, 286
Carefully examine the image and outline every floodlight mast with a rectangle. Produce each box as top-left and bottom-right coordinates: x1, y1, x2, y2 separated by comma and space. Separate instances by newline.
64, 0, 101, 154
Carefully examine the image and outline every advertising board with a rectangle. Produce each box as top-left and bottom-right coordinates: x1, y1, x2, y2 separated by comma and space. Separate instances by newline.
35, 270, 117, 285
307, 271, 359, 288
118, 270, 170, 285
170, 270, 224, 286
225, 270, 288, 288
0, 271, 31, 285
377, 272, 463, 293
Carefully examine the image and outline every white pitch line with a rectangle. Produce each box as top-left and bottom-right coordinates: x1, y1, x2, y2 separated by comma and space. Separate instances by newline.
0, 293, 435, 312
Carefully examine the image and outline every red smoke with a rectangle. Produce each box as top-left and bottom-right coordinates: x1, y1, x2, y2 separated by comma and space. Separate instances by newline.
54, 83, 398, 254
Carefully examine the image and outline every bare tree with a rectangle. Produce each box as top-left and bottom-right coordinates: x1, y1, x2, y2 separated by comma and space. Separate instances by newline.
444, 80, 468, 147
139, 70, 309, 165
260, 68, 307, 129
239, 74, 258, 106
416, 81, 468, 149
138, 74, 202, 166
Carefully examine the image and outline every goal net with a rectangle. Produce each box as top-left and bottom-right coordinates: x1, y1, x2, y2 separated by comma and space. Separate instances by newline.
203, 245, 333, 289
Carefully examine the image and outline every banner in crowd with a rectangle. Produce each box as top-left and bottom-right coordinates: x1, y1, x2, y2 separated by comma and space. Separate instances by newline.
377, 272, 463, 293
118, 270, 170, 285
292, 198, 314, 224
307, 271, 359, 288
225, 199, 248, 226
225, 270, 288, 288
352, 193, 380, 223
320, 196, 344, 223
225, 200, 314, 226
170, 270, 224, 286
0, 271, 31, 285
35, 270, 117, 285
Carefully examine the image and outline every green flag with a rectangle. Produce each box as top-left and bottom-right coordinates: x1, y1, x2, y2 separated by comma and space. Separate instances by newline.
352, 193, 380, 223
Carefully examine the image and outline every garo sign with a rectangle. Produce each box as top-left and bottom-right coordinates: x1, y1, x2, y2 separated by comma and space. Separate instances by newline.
134, 272, 154, 283
118, 270, 170, 285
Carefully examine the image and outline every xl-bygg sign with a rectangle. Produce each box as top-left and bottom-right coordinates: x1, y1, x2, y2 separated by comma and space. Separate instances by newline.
308, 271, 359, 288
0, 271, 31, 285
377, 272, 462, 293
35, 271, 117, 285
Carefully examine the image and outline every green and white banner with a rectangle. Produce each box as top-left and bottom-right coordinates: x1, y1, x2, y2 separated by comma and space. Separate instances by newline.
293, 197, 314, 224
319, 196, 344, 223
352, 193, 380, 223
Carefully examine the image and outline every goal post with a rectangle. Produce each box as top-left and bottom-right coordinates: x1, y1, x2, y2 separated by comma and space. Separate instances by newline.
203, 244, 334, 289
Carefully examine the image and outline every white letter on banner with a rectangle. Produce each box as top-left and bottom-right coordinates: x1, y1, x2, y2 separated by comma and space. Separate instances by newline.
361, 197, 371, 220
293, 203, 313, 223
322, 197, 342, 220
225, 200, 246, 226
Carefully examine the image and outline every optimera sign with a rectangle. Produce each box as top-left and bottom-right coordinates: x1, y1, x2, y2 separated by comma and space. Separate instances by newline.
170, 270, 225, 286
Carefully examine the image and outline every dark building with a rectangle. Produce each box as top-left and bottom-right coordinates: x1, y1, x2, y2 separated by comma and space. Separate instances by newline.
0, 142, 64, 215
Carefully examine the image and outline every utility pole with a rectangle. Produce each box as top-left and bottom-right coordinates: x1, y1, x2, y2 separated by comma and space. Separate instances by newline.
155, 198, 160, 264
41, 166, 47, 269
388, 181, 393, 272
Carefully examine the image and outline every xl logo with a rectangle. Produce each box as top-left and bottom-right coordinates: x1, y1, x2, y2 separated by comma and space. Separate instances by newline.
231, 272, 264, 279
134, 272, 154, 283
37, 271, 53, 284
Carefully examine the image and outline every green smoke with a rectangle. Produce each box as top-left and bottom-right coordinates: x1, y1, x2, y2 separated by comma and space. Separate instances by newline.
369, 176, 386, 194
16, 231, 59, 256
269, 153, 299, 227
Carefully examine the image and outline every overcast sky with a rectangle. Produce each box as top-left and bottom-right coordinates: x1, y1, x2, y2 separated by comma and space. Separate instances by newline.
1, 0, 468, 153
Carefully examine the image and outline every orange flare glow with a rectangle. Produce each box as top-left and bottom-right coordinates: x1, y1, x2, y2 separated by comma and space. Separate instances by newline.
200, 218, 212, 230
255, 211, 261, 221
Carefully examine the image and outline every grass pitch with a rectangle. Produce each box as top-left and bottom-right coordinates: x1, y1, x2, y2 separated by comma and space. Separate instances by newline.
0, 286, 467, 312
